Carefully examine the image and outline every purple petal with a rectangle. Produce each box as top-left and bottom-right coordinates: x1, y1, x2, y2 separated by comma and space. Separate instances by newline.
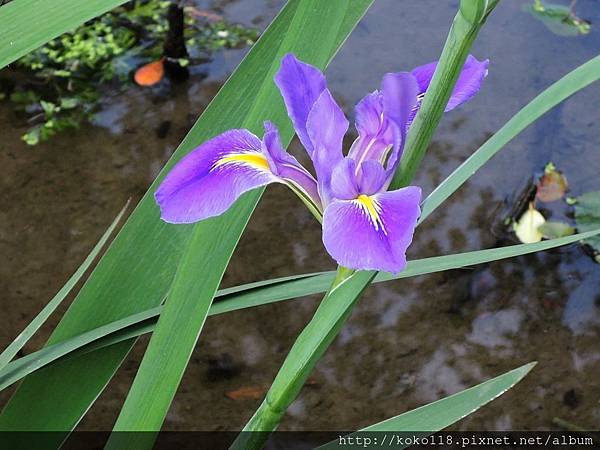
380, 72, 419, 177
322, 186, 422, 272
357, 160, 387, 195
306, 88, 349, 204
274, 53, 327, 156
348, 92, 394, 164
331, 158, 359, 200
354, 91, 384, 137
262, 121, 320, 206
155, 129, 278, 223
411, 54, 489, 112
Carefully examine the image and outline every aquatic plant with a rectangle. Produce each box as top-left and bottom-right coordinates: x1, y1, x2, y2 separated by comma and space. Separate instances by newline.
2, 0, 259, 145
0, 0, 599, 449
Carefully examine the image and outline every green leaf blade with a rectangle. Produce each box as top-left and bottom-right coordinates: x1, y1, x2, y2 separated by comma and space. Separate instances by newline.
316, 363, 536, 450
0, 0, 130, 69
420, 55, 600, 223
0, 0, 374, 441
0, 202, 127, 371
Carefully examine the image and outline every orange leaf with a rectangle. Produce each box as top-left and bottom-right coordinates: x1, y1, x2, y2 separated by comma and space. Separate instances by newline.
134, 59, 165, 86
225, 385, 266, 400
536, 170, 568, 202
186, 6, 223, 22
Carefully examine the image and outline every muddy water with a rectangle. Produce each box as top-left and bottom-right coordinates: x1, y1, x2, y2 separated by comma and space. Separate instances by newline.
1, 0, 600, 434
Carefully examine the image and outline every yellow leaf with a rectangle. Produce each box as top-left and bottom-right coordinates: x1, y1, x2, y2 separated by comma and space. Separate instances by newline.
514, 206, 546, 244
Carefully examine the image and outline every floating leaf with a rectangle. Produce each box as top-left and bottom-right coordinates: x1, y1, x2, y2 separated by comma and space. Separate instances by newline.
225, 386, 266, 401
526, 1, 591, 37
539, 221, 575, 239
134, 58, 164, 86
536, 162, 568, 202
573, 190, 600, 260
514, 204, 546, 243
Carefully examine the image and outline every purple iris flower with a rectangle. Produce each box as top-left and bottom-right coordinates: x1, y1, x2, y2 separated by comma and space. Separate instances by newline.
155, 54, 488, 273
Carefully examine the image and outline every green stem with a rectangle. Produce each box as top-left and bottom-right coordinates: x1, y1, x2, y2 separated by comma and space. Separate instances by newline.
286, 181, 323, 223
233, 2, 499, 448
390, 0, 497, 190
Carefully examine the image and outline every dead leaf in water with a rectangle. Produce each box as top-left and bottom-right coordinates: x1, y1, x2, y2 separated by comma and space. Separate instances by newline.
536, 163, 568, 202
134, 59, 165, 86
514, 204, 546, 244
225, 385, 266, 400
185, 6, 223, 22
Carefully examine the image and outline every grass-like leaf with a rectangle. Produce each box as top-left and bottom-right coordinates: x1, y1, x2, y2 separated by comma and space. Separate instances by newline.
0, 0, 129, 69
2, 230, 594, 394
106, 2, 374, 445
0, 202, 128, 372
0, 0, 372, 440
316, 363, 536, 449
420, 54, 600, 223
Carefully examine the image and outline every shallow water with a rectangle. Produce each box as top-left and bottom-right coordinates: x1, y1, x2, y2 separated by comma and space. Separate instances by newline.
1, 0, 600, 434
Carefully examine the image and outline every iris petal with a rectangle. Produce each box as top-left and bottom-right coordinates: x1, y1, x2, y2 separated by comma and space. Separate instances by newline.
155, 129, 278, 223
262, 121, 320, 206
322, 186, 421, 273
274, 53, 327, 156
381, 72, 419, 179
410, 54, 489, 123
306, 88, 349, 205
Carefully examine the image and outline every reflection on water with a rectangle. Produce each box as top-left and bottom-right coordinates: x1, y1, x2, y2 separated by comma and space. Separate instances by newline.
1, 0, 600, 434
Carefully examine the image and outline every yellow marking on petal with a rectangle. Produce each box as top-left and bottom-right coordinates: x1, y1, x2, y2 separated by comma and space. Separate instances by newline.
356, 194, 386, 233
214, 152, 270, 171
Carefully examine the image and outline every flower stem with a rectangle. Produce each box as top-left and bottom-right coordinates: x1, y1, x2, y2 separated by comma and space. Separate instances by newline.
232, 2, 499, 448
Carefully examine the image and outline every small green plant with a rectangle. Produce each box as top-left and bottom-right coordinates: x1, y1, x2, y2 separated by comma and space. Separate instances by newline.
2, 0, 260, 145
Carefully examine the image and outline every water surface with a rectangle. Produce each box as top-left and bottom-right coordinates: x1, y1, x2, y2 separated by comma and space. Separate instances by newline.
1, 0, 600, 433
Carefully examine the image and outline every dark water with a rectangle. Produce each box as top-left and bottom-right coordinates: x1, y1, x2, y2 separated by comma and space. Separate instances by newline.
1, 0, 600, 433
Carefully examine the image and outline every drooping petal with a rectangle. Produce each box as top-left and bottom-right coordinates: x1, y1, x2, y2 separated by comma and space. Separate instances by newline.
322, 186, 421, 273
155, 129, 278, 223
411, 54, 489, 113
262, 121, 320, 206
381, 72, 419, 178
306, 88, 349, 204
274, 53, 327, 156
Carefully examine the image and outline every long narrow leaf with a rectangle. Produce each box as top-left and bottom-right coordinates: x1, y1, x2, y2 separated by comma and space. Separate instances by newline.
0, 0, 129, 69
2, 230, 594, 394
0, 202, 128, 371
105, 3, 374, 446
316, 362, 536, 450
0, 0, 372, 439
420, 54, 600, 222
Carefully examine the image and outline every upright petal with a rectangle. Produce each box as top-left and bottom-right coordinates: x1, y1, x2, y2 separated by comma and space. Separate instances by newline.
354, 91, 384, 137
348, 91, 394, 165
381, 72, 419, 177
411, 54, 489, 112
330, 158, 359, 201
357, 160, 387, 195
322, 186, 421, 273
155, 129, 278, 223
274, 53, 327, 156
306, 89, 349, 204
